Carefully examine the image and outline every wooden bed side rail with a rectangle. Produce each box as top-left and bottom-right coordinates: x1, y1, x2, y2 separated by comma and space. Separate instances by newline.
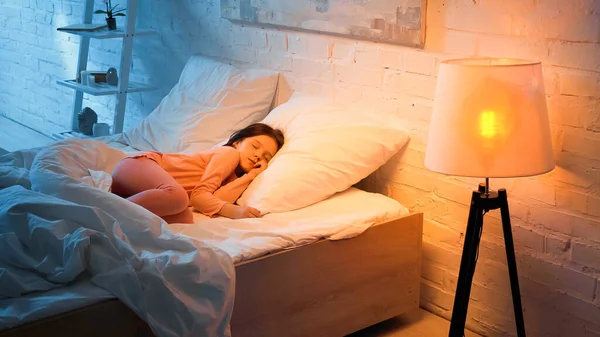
231, 211, 424, 337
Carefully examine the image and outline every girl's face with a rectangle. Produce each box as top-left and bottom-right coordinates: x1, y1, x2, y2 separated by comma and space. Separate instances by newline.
233, 135, 279, 173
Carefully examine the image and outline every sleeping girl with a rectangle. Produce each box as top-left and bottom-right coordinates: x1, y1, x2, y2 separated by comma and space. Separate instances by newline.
110, 123, 284, 224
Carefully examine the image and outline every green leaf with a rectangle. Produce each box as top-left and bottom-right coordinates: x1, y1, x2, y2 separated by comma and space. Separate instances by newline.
94, 10, 108, 14
113, 13, 126, 16
112, 8, 126, 14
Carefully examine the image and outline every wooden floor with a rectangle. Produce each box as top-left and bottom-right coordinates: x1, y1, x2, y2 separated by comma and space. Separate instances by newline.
349, 308, 482, 337
0, 115, 55, 153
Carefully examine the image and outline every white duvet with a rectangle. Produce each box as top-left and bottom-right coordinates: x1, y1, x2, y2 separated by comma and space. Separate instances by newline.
0, 139, 235, 337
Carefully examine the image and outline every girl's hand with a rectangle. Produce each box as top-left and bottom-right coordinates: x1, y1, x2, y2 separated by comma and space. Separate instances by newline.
218, 203, 262, 219
232, 205, 262, 218
247, 159, 268, 179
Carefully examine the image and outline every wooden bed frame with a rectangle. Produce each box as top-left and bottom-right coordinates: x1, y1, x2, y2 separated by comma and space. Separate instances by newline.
0, 212, 423, 337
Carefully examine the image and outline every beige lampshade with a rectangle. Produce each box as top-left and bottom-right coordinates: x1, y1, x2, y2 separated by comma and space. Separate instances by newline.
424, 58, 555, 178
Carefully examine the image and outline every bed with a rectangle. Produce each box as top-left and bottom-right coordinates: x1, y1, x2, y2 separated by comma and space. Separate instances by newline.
0, 56, 423, 336
0, 149, 423, 336
0, 211, 422, 337
0, 149, 422, 337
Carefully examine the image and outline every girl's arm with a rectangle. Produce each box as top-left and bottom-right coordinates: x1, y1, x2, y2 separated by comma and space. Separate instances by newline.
189, 147, 240, 217
214, 174, 253, 204
214, 159, 266, 204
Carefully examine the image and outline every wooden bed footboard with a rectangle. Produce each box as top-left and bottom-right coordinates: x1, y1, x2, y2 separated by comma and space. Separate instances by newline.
0, 212, 423, 337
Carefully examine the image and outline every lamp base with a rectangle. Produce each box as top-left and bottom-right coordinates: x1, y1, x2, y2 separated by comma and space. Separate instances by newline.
448, 183, 526, 337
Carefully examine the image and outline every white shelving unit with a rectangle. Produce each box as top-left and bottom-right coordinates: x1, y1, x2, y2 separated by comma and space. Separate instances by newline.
55, 0, 156, 139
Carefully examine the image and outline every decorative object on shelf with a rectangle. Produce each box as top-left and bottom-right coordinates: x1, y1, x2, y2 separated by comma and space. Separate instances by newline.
87, 73, 95, 86
79, 70, 88, 84
94, 0, 126, 31
78, 107, 98, 136
425, 57, 554, 337
106, 67, 119, 86
79, 71, 97, 86
78, 69, 117, 85
90, 71, 107, 83
92, 123, 111, 137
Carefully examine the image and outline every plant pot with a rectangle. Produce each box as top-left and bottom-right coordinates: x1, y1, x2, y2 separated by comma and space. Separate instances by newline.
106, 17, 116, 30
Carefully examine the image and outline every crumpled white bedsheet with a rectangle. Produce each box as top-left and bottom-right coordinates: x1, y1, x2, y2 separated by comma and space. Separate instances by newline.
0, 139, 235, 337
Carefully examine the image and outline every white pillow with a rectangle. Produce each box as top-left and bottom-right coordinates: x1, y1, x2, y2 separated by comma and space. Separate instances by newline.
236, 93, 410, 213
124, 55, 279, 153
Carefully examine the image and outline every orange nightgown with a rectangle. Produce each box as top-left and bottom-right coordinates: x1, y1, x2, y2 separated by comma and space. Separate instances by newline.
131, 146, 244, 217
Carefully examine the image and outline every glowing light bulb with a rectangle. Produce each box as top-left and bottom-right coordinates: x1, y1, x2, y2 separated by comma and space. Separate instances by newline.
479, 110, 498, 138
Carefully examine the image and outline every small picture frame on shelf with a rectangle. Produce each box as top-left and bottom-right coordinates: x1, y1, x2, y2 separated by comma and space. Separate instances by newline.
76, 68, 118, 86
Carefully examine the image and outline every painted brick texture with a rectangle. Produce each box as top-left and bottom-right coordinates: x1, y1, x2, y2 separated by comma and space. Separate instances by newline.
1, 0, 599, 336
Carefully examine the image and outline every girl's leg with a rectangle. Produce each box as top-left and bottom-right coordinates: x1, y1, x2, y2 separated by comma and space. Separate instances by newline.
111, 157, 193, 223
162, 208, 194, 224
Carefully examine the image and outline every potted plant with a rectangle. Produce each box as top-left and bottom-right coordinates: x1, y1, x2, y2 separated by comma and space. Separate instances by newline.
94, 0, 126, 31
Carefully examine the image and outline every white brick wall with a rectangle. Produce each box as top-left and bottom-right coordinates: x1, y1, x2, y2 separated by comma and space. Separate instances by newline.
2, 0, 600, 336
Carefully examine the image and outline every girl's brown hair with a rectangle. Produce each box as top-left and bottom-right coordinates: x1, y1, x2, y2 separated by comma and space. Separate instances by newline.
225, 123, 284, 150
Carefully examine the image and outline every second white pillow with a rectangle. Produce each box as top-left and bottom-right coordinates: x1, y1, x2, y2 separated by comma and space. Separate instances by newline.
124, 56, 279, 153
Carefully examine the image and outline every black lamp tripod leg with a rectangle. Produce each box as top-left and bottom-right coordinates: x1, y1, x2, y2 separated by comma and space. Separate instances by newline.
449, 192, 485, 337
498, 189, 526, 337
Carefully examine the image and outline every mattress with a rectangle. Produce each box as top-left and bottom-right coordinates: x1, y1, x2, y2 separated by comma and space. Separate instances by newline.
170, 187, 409, 263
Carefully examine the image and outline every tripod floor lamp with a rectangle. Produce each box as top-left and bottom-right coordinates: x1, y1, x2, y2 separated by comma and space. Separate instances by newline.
424, 58, 555, 337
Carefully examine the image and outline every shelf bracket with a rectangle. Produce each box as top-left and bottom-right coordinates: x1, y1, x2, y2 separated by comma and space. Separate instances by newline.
112, 0, 138, 135
70, 0, 94, 131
